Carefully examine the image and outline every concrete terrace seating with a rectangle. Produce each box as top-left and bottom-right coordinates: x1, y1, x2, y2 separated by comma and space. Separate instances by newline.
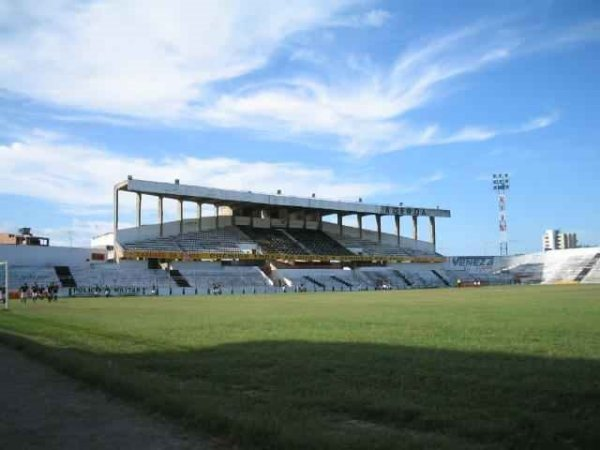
238, 226, 305, 255
394, 269, 431, 288
69, 262, 274, 293
123, 236, 181, 252
444, 270, 512, 286
276, 269, 362, 290
121, 226, 438, 259
285, 229, 353, 256
402, 269, 448, 288
357, 269, 395, 288
330, 234, 426, 257
70, 263, 174, 289
8, 266, 60, 290
541, 253, 600, 283
356, 267, 453, 289
123, 227, 251, 254
172, 263, 272, 292
356, 269, 408, 288
582, 260, 600, 283
176, 227, 251, 253
505, 263, 544, 284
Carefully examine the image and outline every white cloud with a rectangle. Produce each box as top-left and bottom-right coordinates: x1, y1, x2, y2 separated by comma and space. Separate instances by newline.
329, 8, 391, 28
430, 113, 558, 146
198, 19, 599, 156
197, 22, 570, 156
362, 9, 392, 27
0, 129, 400, 242
518, 112, 559, 132
530, 19, 600, 51
0, 0, 356, 118
1, 3, 594, 157
39, 219, 124, 248
0, 130, 393, 210
289, 48, 327, 65
199, 78, 556, 157
396, 171, 444, 194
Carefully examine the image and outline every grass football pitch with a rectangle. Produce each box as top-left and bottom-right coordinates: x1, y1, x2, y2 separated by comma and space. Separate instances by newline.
1, 285, 599, 449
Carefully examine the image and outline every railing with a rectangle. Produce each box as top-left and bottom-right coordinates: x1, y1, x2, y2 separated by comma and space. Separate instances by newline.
119, 249, 445, 264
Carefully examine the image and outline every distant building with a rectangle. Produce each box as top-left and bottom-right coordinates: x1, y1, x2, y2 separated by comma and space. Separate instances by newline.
543, 229, 578, 251
0, 228, 50, 247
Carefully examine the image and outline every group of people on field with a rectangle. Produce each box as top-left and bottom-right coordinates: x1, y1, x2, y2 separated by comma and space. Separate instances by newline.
19, 282, 59, 303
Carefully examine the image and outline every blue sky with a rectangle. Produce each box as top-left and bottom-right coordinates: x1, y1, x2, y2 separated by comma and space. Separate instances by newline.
1, 0, 599, 254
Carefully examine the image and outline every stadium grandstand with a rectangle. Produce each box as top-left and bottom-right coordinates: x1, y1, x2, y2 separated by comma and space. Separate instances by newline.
0, 178, 599, 298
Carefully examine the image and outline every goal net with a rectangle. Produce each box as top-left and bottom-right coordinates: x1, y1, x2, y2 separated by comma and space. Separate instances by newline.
0, 261, 8, 310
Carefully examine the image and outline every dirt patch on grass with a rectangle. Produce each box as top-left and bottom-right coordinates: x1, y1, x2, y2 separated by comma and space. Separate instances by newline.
0, 344, 215, 450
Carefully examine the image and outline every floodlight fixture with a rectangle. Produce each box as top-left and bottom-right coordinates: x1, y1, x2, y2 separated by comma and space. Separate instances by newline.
491, 173, 510, 256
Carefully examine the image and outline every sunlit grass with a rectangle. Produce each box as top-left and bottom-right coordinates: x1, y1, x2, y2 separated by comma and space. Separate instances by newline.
1, 285, 599, 449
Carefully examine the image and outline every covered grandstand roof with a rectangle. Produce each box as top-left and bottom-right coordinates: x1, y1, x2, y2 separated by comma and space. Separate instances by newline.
118, 179, 451, 218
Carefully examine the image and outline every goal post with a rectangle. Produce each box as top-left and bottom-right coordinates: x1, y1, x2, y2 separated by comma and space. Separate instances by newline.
0, 261, 8, 310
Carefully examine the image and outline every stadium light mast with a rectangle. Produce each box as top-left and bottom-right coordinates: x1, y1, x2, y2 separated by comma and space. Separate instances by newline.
492, 173, 510, 256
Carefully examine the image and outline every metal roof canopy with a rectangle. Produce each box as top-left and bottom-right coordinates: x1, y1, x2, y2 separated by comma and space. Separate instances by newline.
119, 179, 451, 218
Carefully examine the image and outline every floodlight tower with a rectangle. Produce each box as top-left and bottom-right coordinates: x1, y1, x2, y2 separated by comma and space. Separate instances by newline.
492, 173, 510, 256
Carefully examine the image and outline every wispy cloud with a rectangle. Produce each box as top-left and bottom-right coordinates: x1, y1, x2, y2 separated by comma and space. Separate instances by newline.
0, 128, 400, 242
528, 19, 600, 51
199, 80, 556, 157
329, 8, 392, 28
0, 129, 393, 210
0, 0, 357, 118
199, 21, 573, 156
39, 219, 124, 248
0, 2, 596, 157
396, 171, 445, 194
289, 48, 328, 65
432, 112, 559, 146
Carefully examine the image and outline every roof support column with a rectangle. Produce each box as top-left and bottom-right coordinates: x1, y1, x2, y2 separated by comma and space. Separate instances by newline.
158, 196, 164, 237
215, 205, 220, 229
338, 213, 344, 236
113, 186, 120, 237
135, 192, 142, 228
357, 214, 363, 239
412, 215, 418, 241
318, 212, 323, 231
429, 216, 436, 251
178, 198, 184, 235
196, 202, 202, 232
303, 210, 307, 229
376, 214, 382, 243
395, 215, 401, 246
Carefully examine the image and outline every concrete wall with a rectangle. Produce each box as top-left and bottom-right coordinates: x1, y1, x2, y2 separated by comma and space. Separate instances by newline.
91, 233, 114, 248
387, 262, 446, 272
0, 245, 94, 267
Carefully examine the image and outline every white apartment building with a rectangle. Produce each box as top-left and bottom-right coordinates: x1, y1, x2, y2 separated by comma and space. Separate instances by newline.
543, 229, 578, 251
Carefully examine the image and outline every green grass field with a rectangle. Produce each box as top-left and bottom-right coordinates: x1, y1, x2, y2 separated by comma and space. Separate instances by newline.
1, 285, 599, 449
